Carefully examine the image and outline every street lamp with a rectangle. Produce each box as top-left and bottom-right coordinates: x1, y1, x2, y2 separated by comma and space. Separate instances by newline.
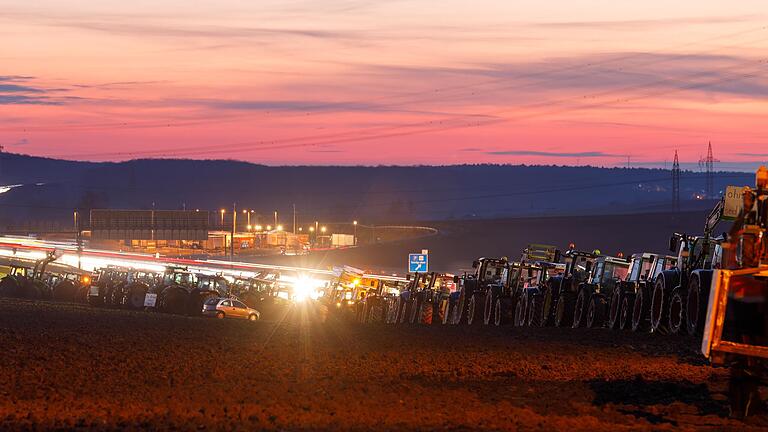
255, 225, 263, 231
308, 226, 315, 232
353, 220, 358, 245
220, 209, 226, 226
247, 224, 252, 231
277, 224, 284, 231
320, 226, 327, 233
266, 225, 272, 231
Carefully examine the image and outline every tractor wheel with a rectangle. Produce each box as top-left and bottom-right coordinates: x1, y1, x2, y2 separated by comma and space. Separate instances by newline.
554, 292, 575, 327
540, 286, 556, 326
685, 276, 707, 336
631, 286, 651, 332
125, 283, 149, 309
514, 290, 528, 327
607, 288, 623, 330
22, 280, 46, 300
158, 286, 190, 315
52, 280, 78, 302
454, 289, 468, 325
442, 299, 453, 325
0, 276, 21, 298
75, 285, 90, 303
409, 295, 423, 324
483, 290, 496, 325
586, 294, 607, 328
421, 302, 434, 325
529, 293, 544, 327
650, 277, 669, 334
619, 293, 635, 330
392, 297, 405, 324
467, 292, 486, 326
494, 297, 514, 326
395, 296, 408, 324
668, 287, 685, 335
572, 288, 590, 328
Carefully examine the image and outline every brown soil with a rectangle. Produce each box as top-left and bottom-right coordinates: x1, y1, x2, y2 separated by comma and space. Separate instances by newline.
0, 298, 766, 431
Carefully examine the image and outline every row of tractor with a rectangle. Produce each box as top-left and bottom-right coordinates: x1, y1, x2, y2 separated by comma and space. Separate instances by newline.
0, 251, 93, 302
325, 206, 730, 338
0, 255, 300, 319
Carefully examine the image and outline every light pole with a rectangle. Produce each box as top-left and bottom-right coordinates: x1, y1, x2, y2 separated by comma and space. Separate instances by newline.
353, 220, 358, 245
231, 203, 236, 261
274, 210, 278, 228
220, 209, 225, 227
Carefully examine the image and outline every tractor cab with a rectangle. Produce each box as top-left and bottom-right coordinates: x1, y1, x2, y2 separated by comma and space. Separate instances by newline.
196, 274, 230, 296
162, 267, 197, 289
470, 257, 508, 286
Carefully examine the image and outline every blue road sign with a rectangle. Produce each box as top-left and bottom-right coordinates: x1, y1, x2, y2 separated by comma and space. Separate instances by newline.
408, 253, 428, 273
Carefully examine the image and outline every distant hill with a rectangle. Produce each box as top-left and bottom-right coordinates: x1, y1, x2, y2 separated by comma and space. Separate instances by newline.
0, 152, 753, 226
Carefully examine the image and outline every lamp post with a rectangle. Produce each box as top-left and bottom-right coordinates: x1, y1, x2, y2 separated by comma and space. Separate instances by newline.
220, 209, 225, 227
231, 203, 236, 261
274, 210, 278, 228
353, 220, 358, 245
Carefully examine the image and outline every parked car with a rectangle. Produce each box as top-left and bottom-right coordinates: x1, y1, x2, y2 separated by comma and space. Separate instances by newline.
202, 297, 260, 321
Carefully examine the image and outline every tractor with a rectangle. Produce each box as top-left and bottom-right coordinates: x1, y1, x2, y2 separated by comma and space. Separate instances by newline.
623, 253, 677, 332
514, 261, 566, 327
154, 267, 198, 315
450, 257, 508, 325
515, 244, 564, 327
651, 232, 722, 334
552, 248, 599, 327
358, 277, 406, 324
0, 251, 63, 300
572, 254, 630, 328
482, 261, 522, 326
404, 272, 458, 325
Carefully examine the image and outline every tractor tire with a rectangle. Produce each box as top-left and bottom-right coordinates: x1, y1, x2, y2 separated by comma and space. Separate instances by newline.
421, 302, 434, 325
0, 276, 22, 298
529, 293, 544, 327
685, 276, 708, 336
483, 290, 496, 325
514, 290, 528, 327
442, 299, 453, 325
668, 287, 685, 335
619, 293, 635, 330
586, 294, 607, 328
607, 288, 623, 330
158, 286, 190, 315
390, 297, 404, 324
125, 282, 149, 310
408, 297, 419, 324
650, 277, 669, 334
22, 280, 46, 300
494, 297, 514, 326
455, 288, 470, 325
540, 286, 556, 326
52, 280, 78, 302
395, 295, 408, 324
572, 288, 590, 328
631, 285, 651, 332
467, 292, 486, 326
75, 285, 90, 303
554, 292, 575, 327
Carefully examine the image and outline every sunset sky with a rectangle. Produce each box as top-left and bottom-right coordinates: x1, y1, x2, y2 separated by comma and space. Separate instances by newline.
1, 1, 767, 168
